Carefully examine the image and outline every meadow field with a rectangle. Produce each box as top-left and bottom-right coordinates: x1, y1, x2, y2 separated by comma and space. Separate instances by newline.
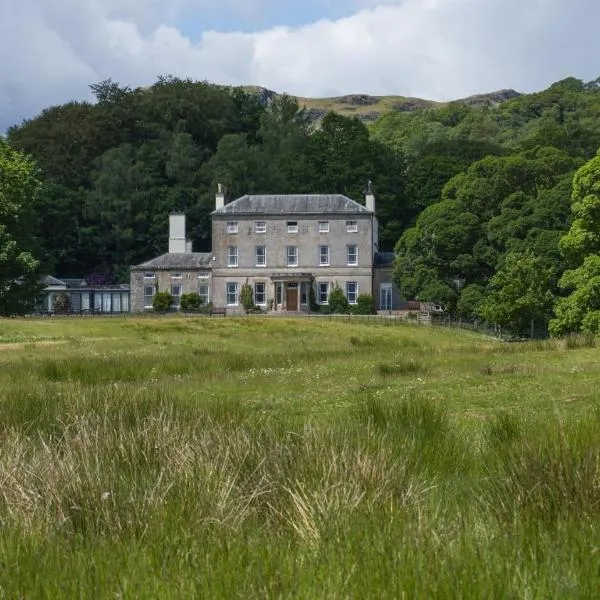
0, 315, 599, 598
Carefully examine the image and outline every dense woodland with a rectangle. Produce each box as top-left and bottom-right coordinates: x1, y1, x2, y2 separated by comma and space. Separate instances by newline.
4, 75, 600, 334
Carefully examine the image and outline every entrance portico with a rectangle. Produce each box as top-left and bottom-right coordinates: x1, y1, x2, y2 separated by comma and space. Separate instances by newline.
271, 273, 312, 312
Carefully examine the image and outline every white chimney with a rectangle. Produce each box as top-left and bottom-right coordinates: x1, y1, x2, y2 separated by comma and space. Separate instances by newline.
169, 213, 186, 254
185, 239, 193, 253
216, 182, 225, 210
365, 180, 375, 213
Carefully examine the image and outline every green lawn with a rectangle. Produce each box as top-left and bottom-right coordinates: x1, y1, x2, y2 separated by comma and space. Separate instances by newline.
0, 315, 598, 598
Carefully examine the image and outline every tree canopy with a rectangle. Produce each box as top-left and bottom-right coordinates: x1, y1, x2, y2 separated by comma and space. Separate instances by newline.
6, 74, 600, 334
0, 139, 41, 315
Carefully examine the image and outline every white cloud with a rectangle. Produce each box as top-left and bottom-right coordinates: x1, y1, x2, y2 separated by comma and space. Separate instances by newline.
1, 0, 600, 131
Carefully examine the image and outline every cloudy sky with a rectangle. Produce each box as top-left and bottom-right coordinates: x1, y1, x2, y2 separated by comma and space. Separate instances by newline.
1, 0, 599, 132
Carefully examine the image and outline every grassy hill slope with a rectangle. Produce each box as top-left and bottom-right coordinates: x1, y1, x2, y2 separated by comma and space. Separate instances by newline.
243, 85, 522, 122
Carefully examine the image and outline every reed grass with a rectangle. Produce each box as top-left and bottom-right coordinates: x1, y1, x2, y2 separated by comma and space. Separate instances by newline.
0, 316, 598, 598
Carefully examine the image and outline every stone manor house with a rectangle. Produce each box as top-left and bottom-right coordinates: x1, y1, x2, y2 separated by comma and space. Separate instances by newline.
129, 184, 402, 314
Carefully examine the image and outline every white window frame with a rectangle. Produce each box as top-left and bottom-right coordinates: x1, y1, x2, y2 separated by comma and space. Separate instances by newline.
170, 272, 182, 279
346, 281, 358, 304
287, 246, 298, 267
227, 221, 238, 234
143, 272, 155, 280
254, 282, 266, 306
255, 245, 266, 267
346, 220, 358, 233
227, 246, 238, 268
143, 285, 155, 309
319, 245, 329, 266
170, 284, 183, 307
380, 283, 392, 311
226, 282, 238, 306
318, 282, 330, 305
347, 244, 358, 266
287, 221, 298, 233
255, 221, 267, 234
318, 221, 329, 233
198, 282, 210, 305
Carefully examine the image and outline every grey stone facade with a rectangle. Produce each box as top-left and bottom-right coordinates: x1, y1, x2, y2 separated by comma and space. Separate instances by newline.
130, 188, 401, 313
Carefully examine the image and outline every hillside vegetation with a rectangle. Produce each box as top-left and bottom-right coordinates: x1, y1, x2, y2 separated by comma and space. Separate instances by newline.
5, 75, 600, 334
0, 316, 599, 597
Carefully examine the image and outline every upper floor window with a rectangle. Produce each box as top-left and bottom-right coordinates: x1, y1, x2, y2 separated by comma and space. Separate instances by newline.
347, 245, 358, 266
319, 245, 329, 266
346, 220, 358, 233
170, 272, 182, 279
143, 272, 155, 279
227, 221, 238, 234
227, 246, 238, 267
346, 281, 358, 304
318, 221, 329, 233
287, 246, 298, 267
255, 245, 266, 267
255, 221, 267, 234
287, 221, 298, 233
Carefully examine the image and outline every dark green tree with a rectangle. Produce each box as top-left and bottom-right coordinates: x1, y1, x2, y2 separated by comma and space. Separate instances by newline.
0, 140, 42, 315
478, 251, 554, 337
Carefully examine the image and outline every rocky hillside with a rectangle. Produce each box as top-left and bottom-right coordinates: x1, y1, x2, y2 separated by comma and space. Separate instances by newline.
243, 86, 521, 123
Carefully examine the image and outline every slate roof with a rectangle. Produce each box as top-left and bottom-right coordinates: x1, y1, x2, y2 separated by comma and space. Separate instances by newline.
213, 194, 372, 215
61, 278, 88, 288
40, 275, 67, 287
131, 252, 213, 270
40, 275, 130, 290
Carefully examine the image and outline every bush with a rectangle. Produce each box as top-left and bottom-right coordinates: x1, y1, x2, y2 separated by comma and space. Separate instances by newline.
152, 291, 174, 313
180, 292, 203, 312
328, 284, 350, 314
352, 293, 374, 315
240, 283, 255, 313
53, 292, 70, 314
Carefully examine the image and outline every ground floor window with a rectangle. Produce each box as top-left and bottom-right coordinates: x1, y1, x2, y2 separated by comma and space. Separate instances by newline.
380, 283, 392, 311
171, 284, 182, 307
144, 285, 155, 309
346, 281, 358, 304
276, 282, 283, 305
254, 282, 266, 305
227, 282, 238, 306
198, 283, 210, 304
318, 282, 330, 304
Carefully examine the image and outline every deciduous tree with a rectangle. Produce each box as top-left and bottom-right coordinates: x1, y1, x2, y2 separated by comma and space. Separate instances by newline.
0, 140, 41, 314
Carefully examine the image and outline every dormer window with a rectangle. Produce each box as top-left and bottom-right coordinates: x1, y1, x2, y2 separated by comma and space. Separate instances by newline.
227, 221, 238, 234
287, 221, 298, 233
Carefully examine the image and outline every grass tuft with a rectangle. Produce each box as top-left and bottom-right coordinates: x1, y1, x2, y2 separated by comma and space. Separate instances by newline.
0, 315, 599, 597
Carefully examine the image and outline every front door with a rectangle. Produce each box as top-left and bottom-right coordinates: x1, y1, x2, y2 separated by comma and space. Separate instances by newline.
286, 286, 298, 311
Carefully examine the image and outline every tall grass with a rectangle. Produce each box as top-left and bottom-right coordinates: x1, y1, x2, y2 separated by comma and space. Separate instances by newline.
0, 316, 599, 597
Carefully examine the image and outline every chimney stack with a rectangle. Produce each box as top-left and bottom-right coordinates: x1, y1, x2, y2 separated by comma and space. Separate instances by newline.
216, 182, 226, 210
168, 213, 187, 254
365, 180, 375, 213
